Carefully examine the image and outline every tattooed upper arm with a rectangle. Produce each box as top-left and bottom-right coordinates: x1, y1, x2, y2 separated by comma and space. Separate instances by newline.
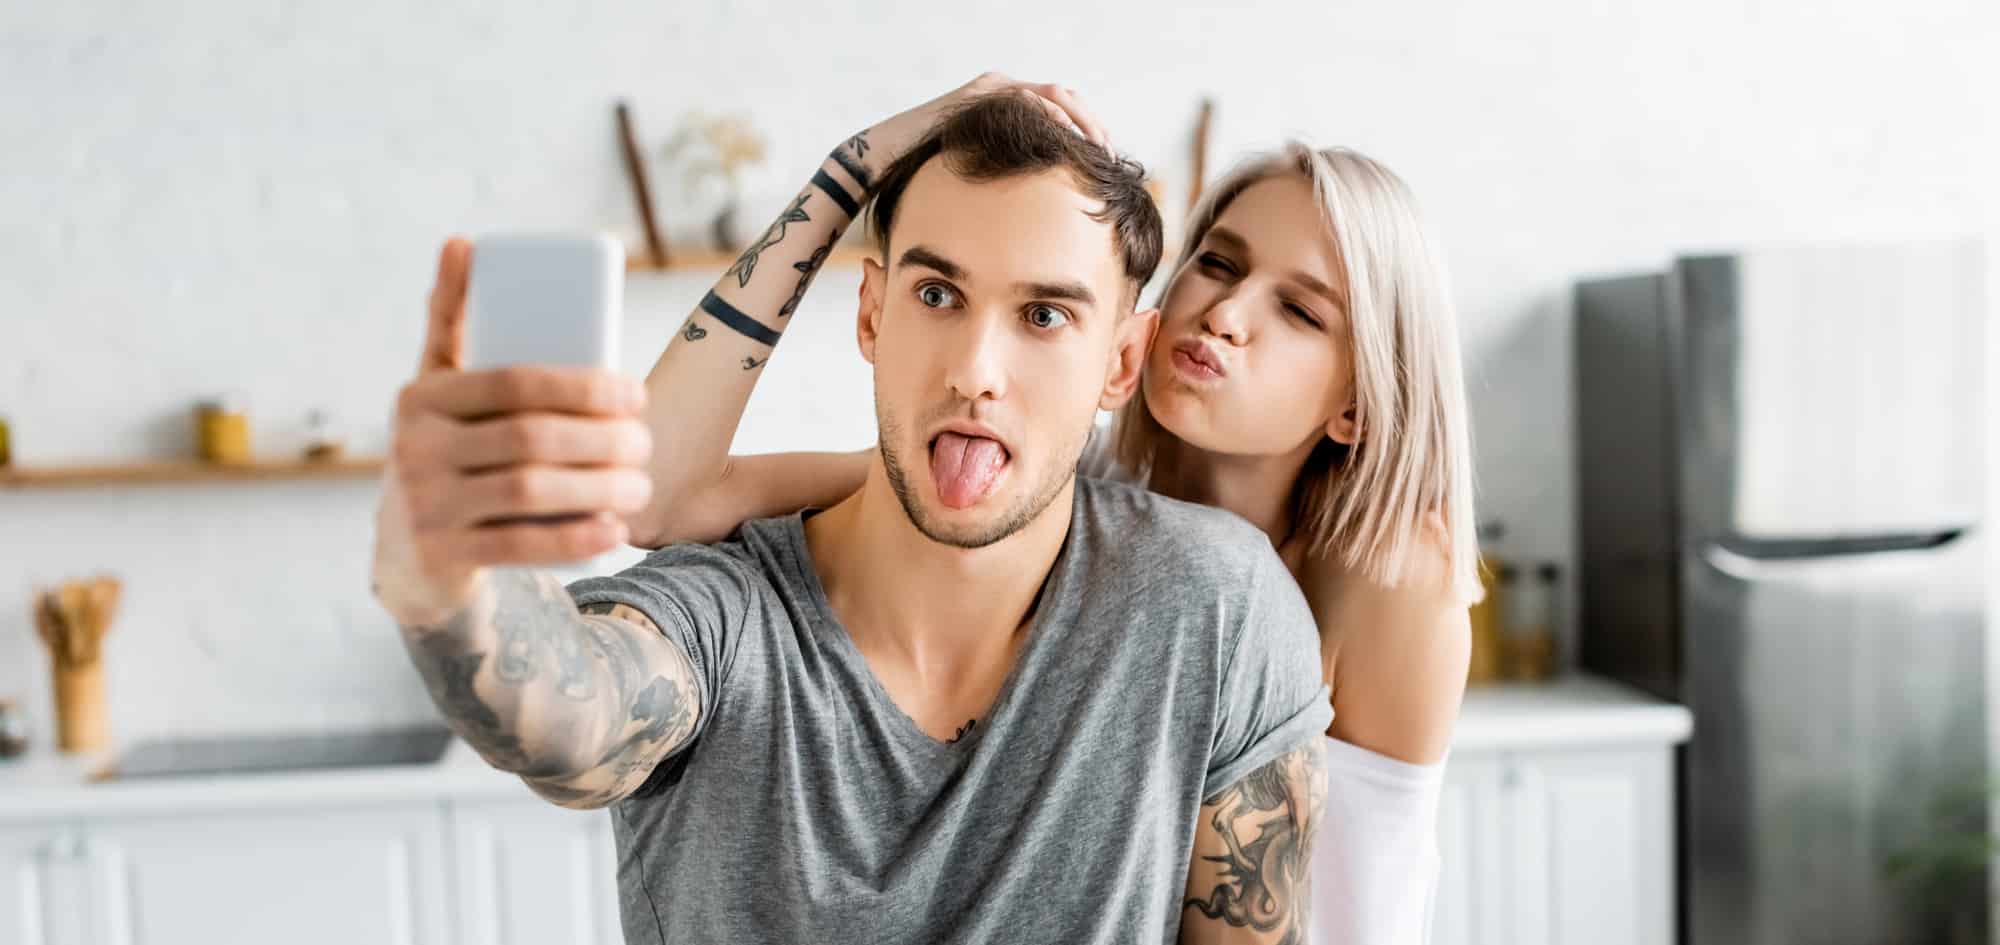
1179, 739, 1328, 945
518, 600, 703, 809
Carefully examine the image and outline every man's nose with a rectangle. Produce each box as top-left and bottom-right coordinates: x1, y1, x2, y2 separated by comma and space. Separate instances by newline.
942, 308, 1010, 403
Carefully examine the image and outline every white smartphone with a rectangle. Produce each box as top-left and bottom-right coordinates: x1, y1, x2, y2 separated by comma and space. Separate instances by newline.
465, 234, 624, 370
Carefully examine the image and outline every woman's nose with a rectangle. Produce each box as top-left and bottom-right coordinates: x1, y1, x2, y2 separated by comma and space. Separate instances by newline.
1200, 295, 1251, 345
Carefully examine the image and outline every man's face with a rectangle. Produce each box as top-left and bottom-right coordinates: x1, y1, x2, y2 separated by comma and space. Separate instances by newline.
858, 160, 1153, 549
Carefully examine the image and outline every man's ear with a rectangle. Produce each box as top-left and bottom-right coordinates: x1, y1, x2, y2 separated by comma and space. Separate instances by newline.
857, 257, 887, 365
1099, 306, 1159, 410
1327, 401, 1362, 445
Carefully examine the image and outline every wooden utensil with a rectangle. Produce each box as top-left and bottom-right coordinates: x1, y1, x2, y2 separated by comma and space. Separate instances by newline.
32, 574, 122, 752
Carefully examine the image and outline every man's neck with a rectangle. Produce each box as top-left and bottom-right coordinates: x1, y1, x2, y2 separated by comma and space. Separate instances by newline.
802, 460, 1075, 685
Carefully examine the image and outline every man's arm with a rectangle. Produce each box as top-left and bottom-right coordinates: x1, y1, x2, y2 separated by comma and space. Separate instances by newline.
399, 569, 699, 809
1180, 740, 1328, 945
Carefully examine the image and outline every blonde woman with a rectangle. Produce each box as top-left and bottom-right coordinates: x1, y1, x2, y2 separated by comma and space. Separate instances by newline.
626, 76, 1478, 943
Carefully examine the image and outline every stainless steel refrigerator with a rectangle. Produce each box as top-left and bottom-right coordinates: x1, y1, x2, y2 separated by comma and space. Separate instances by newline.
1574, 240, 1990, 945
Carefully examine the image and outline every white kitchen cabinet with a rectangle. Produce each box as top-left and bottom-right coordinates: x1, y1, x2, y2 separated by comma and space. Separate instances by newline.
449, 799, 622, 945
1, 822, 91, 945
75, 803, 452, 945
1431, 745, 1675, 945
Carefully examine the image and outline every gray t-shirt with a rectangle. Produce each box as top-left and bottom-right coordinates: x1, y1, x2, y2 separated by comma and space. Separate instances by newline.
566, 476, 1331, 945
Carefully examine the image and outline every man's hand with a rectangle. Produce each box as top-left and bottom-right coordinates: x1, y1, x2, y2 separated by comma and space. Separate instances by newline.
372, 238, 655, 626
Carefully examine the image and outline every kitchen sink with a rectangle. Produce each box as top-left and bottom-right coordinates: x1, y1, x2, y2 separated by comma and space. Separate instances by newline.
101, 726, 455, 780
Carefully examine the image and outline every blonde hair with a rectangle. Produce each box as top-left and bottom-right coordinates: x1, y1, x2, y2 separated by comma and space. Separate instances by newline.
1113, 143, 1483, 603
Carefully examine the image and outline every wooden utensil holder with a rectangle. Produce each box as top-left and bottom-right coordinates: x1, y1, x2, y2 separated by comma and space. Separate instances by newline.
52, 659, 108, 752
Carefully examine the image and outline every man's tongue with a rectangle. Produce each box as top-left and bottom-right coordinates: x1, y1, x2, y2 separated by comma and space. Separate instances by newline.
930, 432, 1007, 509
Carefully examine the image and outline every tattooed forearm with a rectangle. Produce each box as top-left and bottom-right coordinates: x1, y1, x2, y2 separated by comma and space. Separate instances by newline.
398, 573, 702, 805
779, 232, 839, 321
831, 133, 872, 192
1181, 740, 1326, 944
408, 634, 530, 770
725, 192, 811, 289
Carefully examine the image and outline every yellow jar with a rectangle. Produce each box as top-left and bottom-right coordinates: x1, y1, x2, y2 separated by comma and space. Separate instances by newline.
195, 398, 251, 464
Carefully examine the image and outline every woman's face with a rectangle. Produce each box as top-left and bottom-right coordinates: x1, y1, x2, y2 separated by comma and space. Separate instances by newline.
1143, 174, 1355, 460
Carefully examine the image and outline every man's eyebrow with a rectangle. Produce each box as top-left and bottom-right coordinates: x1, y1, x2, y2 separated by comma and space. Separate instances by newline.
896, 246, 963, 280
1018, 280, 1096, 307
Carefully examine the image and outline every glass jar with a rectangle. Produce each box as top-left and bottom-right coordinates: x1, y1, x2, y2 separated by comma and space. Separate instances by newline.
195, 396, 251, 464
1503, 563, 1561, 681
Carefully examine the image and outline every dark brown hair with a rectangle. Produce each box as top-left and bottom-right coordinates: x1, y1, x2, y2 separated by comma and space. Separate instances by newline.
868, 93, 1163, 300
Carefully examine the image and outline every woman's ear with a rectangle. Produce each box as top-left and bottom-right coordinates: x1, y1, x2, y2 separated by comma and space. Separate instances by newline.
1328, 402, 1362, 445
857, 257, 886, 365
1099, 307, 1159, 410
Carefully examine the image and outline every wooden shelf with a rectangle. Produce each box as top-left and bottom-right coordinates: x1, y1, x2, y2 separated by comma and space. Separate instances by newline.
625, 246, 876, 273
0, 456, 387, 489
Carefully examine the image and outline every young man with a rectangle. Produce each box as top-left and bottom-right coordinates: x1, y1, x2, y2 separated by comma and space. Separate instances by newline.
373, 83, 1330, 944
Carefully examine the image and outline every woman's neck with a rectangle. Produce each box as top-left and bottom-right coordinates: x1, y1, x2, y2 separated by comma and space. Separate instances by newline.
1146, 434, 1320, 552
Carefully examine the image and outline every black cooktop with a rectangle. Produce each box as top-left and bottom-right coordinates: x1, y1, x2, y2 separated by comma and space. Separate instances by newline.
103, 726, 455, 780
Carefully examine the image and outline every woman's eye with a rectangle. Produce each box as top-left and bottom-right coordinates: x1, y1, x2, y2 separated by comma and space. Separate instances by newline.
1197, 252, 1237, 275
1026, 304, 1070, 330
1283, 301, 1324, 330
917, 283, 959, 308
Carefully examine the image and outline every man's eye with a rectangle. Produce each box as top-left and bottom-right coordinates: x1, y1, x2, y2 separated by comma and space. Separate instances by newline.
1026, 304, 1070, 330
917, 283, 959, 308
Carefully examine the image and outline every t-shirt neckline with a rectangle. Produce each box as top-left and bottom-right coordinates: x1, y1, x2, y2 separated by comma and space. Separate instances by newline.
773, 497, 1086, 760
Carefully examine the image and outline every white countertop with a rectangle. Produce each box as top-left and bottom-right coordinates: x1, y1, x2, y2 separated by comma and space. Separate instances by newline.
1453, 673, 1692, 752
0, 738, 532, 822
0, 673, 1689, 823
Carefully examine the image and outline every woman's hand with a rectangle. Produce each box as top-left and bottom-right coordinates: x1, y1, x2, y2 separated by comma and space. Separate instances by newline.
847, 73, 1112, 187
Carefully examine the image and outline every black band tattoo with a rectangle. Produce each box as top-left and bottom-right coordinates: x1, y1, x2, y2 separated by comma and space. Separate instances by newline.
1183, 740, 1325, 944
829, 146, 871, 192
741, 355, 767, 371
681, 318, 706, 342
809, 168, 861, 218
725, 193, 810, 289
698, 291, 782, 346
778, 232, 838, 321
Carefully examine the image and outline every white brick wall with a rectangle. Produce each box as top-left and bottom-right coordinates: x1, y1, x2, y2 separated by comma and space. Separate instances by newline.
2, 0, 1993, 749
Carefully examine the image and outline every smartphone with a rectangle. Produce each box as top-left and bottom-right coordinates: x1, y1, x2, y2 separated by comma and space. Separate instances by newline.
465, 234, 624, 370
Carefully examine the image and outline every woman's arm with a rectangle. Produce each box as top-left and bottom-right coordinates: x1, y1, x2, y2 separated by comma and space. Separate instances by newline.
1297, 538, 1466, 944
1305, 538, 1471, 763
637, 448, 871, 547
625, 74, 1108, 549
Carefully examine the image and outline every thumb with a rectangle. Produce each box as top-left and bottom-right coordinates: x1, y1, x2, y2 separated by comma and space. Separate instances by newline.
418, 237, 472, 375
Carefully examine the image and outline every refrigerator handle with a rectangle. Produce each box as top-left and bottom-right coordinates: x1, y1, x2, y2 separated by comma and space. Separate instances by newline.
1699, 528, 1970, 582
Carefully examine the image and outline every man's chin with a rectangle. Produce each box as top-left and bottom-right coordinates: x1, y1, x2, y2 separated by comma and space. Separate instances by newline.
903, 493, 1025, 550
